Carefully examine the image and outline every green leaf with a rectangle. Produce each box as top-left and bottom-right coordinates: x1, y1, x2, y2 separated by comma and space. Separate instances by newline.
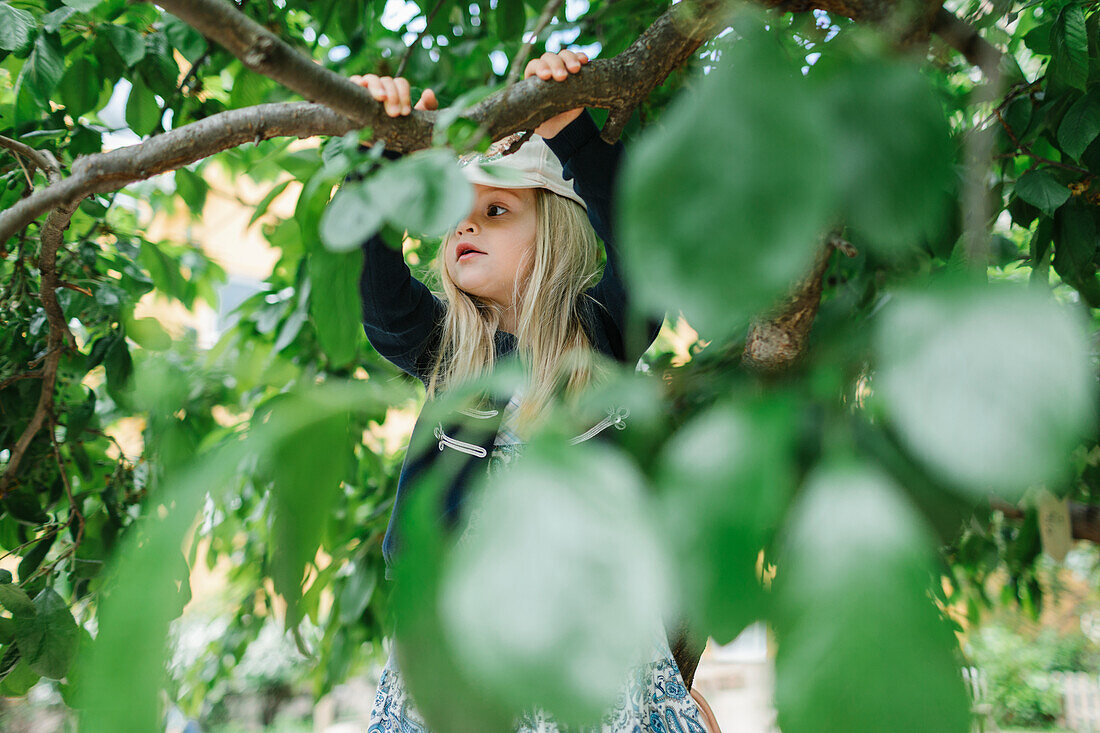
1053, 202, 1098, 280
0, 659, 39, 696
1023, 22, 1052, 55
655, 398, 798, 643
63, 0, 102, 11
14, 589, 78, 679
337, 563, 377, 625
125, 75, 160, 137
137, 31, 180, 97
319, 179, 387, 252
774, 465, 971, 733
390, 149, 476, 237
101, 24, 145, 67
1015, 169, 1070, 214
1057, 92, 1100, 159
18, 534, 56, 582
1050, 5, 1088, 91
21, 34, 65, 100
268, 408, 349, 628
163, 14, 206, 62
42, 7, 76, 33
826, 59, 954, 252
619, 24, 836, 337
248, 180, 291, 227
308, 248, 363, 367
875, 283, 1095, 500
0, 3, 35, 52
436, 438, 673, 727
174, 167, 208, 213
495, 0, 526, 41
125, 316, 172, 351
0, 583, 34, 617
58, 56, 102, 118
229, 67, 270, 109
104, 333, 133, 394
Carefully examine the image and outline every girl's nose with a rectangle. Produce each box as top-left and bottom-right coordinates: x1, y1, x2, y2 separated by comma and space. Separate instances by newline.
455, 220, 477, 236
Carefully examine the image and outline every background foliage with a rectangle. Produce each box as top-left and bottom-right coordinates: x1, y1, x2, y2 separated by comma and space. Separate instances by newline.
2, 0, 1100, 731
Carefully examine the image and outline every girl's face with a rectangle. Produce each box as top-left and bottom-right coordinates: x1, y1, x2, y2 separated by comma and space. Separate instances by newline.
445, 184, 537, 309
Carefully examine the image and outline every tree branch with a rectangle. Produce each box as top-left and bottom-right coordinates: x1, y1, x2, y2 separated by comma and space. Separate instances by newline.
0, 135, 56, 174
0, 102, 357, 244
929, 7, 1007, 81
742, 232, 858, 372
0, 194, 78, 498
1, 1, 729, 242
154, 0, 428, 139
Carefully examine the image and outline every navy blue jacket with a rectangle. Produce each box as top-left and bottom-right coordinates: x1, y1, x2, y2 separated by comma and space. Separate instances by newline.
357, 111, 660, 579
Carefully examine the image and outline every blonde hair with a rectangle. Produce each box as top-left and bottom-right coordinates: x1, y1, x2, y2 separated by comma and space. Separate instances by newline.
427, 188, 603, 432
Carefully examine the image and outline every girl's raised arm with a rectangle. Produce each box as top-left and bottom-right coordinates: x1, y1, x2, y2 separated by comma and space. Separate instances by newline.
350, 76, 444, 384
526, 52, 663, 364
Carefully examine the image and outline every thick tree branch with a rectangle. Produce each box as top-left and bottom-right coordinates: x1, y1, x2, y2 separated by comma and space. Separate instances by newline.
0, 103, 357, 244
154, 0, 431, 142
1, 1, 728, 242
0, 135, 56, 174
742, 233, 858, 372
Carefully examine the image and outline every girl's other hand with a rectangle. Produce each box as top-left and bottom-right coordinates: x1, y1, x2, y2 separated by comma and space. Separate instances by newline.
523, 50, 589, 139
349, 74, 438, 117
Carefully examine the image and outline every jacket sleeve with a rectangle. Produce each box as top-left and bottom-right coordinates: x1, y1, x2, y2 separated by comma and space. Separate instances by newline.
543, 111, 663, 363
354, 152, 445, 384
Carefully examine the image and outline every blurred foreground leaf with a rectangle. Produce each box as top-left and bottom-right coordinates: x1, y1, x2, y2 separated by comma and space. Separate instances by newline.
774, 465, 970, 733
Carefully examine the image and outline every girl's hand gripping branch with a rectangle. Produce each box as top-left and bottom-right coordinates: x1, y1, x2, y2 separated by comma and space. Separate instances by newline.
349, 73, 438, 117
524, 50, 590, 139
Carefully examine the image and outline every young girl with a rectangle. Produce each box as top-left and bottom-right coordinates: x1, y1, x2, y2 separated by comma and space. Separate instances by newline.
351, 52, 718, 733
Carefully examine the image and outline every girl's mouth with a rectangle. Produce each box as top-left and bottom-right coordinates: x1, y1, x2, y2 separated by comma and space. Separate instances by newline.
456, 243, 485, 262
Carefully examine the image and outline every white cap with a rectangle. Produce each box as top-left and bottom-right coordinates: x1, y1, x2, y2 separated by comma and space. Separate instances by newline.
457, 132, 587, 210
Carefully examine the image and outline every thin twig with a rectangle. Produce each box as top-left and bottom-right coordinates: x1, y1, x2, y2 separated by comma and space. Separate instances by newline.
14, 152, 34, 190
58, 280, 93, 297
0, 371, 45, 391
50, 412, 84, 567
395, 0, 449, 78
0, 523, 64, 564
505, 0, 566, 86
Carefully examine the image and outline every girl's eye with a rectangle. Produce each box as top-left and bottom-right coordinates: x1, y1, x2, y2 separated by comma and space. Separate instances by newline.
487, 204, 508, 217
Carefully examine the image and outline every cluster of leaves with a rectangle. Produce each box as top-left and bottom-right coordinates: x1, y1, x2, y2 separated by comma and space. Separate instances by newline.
2, 0, 1100, 732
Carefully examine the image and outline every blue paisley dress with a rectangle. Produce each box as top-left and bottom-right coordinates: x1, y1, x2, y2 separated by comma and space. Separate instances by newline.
366, 395, 707, 732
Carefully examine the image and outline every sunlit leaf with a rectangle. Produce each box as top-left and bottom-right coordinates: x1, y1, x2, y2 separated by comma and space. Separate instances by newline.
774, 465, 970, 733
439, 438, 674, 726
125, 75, 160, 137
654, 398, 797, 643
101, 24, 145, 67
0, 3, 34, 52
875, 283, 1095, 499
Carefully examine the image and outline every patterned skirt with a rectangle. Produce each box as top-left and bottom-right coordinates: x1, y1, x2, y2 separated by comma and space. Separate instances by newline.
365, 626, 708, 733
